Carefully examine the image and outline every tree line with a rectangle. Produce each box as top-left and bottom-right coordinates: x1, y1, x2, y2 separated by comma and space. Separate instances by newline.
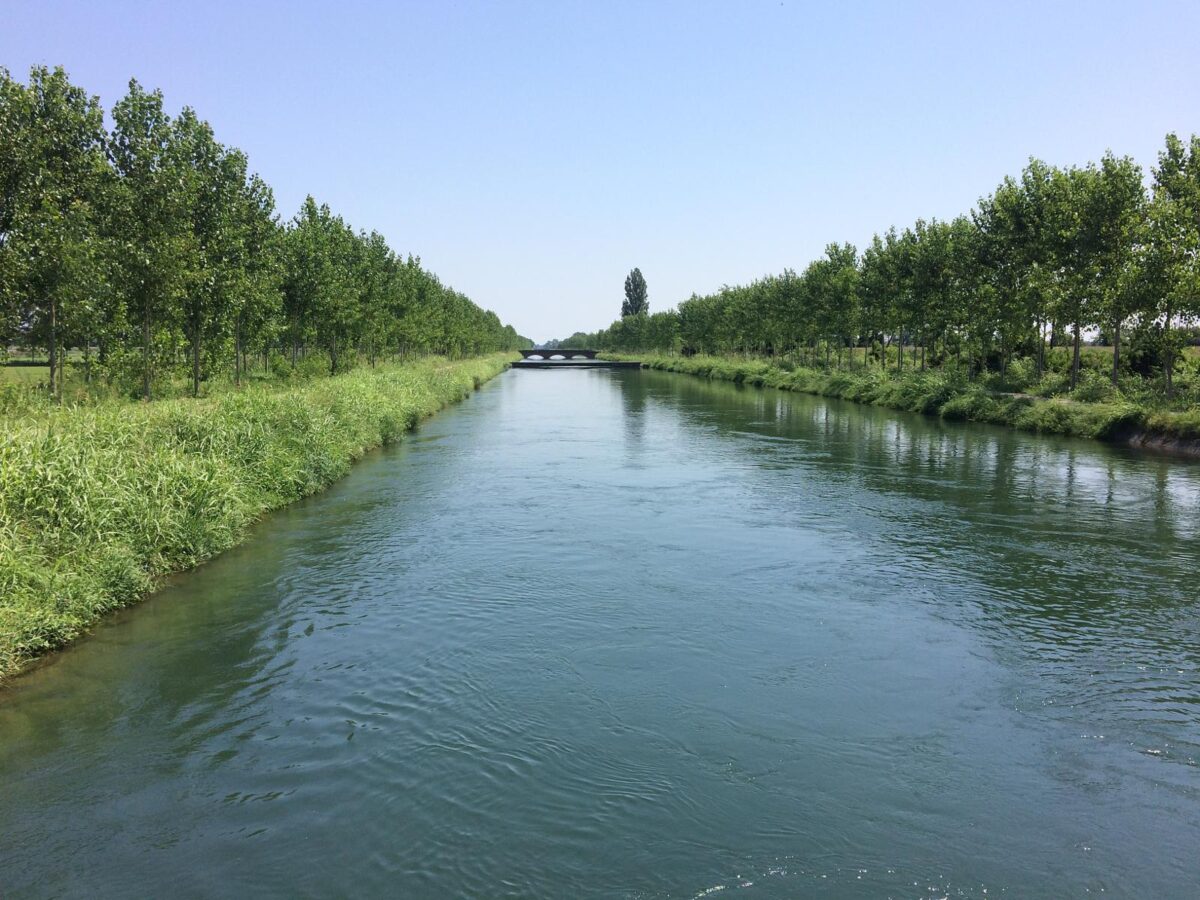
567, 138, 1200, 398
0, 66, 529, 400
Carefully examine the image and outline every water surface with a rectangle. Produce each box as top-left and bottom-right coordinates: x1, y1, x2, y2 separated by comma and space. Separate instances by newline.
2, 369, 1198, 897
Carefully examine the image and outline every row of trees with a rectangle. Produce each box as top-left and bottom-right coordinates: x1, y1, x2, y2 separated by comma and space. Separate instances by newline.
0, 66, 528, 399
570, 137, 1200, 397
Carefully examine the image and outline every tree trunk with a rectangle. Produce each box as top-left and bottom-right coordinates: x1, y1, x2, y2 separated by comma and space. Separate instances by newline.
1070, 321, 1082, 390
48, 295, 59, 402
191, 320, 201, 398
235, 315, 243, 387
142, 295, 152, 401
1164, 301, 1174, 400
1111, 319, 1121, 387
1036, 315, 1045, 378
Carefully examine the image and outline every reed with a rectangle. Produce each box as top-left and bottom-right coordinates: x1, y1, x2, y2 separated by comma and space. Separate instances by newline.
0, 355, 511, 680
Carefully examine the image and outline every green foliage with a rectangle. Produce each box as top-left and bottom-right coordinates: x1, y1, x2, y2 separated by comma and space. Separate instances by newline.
569, 136, 1199, 408
1001, 356, 1039, 392
623, 353, 1200, 449
1030, 370, 1072, 397
1145, 407, 1200, 440
0, 355, 511, 680
622, 267, 648, 317
1070, 370, 1120, 404
0, 66, 529, 400
1147, 134, 1200, 398
940, 388, 1002, 422
0, 66, 109, 401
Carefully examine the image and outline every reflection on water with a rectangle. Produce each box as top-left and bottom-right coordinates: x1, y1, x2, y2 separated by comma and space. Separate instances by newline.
1, 368, 1198, 898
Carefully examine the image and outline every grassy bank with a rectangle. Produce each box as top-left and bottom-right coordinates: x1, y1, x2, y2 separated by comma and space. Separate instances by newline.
0, 354, 511, 681
622, 354, 1200, 448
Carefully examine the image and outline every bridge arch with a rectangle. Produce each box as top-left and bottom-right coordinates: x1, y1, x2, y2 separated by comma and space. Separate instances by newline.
519, 348, 599, 360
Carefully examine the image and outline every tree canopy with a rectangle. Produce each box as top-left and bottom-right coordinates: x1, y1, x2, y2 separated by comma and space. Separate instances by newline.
0, 66, 530, 399
622, 267, 648, 317
565, 139, 1200, 399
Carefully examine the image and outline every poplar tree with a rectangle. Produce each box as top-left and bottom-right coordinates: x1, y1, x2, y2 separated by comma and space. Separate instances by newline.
1090, 154, 1147, 386
623, 267, 648, 316
0, 66, 108, 400
1148, 134, 1200, 398
0, 67, 529, 389
109, 80, 190, 399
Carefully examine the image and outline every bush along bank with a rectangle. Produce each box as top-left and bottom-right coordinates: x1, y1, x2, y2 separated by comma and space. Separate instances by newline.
622, 354, 1200, 454
0, 354, 511, 681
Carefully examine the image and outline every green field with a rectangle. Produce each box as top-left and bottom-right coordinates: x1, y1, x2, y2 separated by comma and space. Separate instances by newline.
0, 366, 50, 385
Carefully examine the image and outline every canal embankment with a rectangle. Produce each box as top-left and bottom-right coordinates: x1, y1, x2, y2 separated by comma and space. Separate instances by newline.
617, 354, 1200, 458
0, 354, 512, 682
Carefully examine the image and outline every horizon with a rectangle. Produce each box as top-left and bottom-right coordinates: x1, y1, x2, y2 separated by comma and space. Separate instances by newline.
3, 0, 1198, 342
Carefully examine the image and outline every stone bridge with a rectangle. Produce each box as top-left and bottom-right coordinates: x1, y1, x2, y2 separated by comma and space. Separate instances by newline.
519, 348, 599, 360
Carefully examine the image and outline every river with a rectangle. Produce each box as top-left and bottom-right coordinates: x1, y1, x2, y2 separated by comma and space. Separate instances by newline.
2, 368, 1198, 898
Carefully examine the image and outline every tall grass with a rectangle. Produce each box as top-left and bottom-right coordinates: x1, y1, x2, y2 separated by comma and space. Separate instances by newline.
0, 355, 511, 680
627, 354, 1200, 447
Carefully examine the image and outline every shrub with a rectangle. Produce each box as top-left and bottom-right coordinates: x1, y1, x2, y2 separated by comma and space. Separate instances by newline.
940, 388, 998, 421
1071, 370, 1120, 404
1001, 357, 1038, 392
1030, 372, 1071, 397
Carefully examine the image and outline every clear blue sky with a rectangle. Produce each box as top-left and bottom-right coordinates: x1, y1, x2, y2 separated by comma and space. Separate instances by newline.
3, 1, 1198, 342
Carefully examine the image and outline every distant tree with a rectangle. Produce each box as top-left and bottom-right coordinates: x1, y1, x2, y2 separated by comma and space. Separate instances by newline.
1089, 153, 1147, 387
622, 267, 648, 316
560, 330, 598, 348
565, 135, 1196, 403
859, 230, 901, 369
974, 160, 1062, 378
1147, 133, 1200, 398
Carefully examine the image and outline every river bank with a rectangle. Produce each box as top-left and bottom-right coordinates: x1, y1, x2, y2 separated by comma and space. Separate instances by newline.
618, 354, 1200, 458
0, 354, 512, 682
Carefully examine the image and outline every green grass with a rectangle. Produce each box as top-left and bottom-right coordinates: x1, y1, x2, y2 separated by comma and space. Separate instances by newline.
0, 354, 512, 681
622, 354, 1200, 447
0, 365, 50, 385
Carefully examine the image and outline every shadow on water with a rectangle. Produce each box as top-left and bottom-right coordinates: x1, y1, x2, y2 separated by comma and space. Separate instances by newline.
632, 369, 1199, 623
620, 372, 647, 461
628, 369, 1200, 779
